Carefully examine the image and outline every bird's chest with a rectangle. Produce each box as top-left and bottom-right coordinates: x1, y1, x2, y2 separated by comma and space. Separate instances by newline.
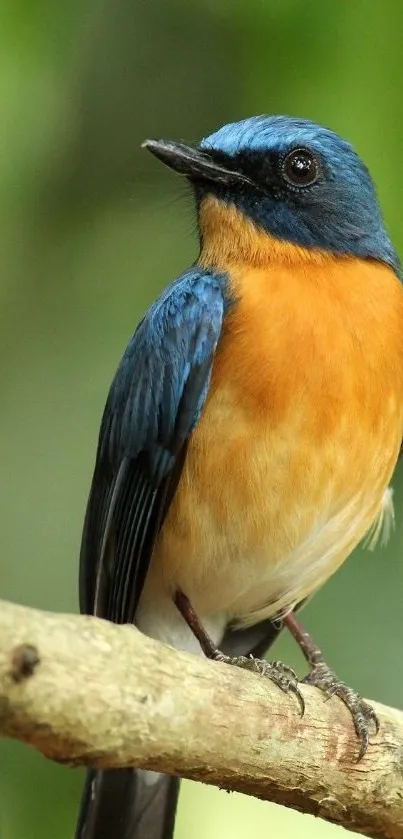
156, 259, 403, 621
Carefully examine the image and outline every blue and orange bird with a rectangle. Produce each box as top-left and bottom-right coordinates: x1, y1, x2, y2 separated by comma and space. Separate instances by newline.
75, 116, 403, 839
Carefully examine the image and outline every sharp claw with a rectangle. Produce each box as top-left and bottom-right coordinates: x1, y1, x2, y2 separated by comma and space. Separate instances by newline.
325, 684, 338, 697
355, 708, 379, 761
304, 663, 379, 760
291, 684, 305, 717
357, 731, 369, 762
321, 690, 334, 702
370, 710, 380, 735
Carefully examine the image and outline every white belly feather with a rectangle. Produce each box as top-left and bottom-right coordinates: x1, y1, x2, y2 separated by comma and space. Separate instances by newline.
137, 486, 394, 653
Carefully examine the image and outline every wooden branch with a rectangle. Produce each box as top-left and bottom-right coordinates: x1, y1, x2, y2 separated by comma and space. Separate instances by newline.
1, 600, 402, 839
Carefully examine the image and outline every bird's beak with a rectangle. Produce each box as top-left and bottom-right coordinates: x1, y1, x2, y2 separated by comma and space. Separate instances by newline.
142, 139, 250, 187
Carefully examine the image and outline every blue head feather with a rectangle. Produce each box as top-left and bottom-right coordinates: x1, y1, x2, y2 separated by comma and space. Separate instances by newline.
198, 115, 400, 275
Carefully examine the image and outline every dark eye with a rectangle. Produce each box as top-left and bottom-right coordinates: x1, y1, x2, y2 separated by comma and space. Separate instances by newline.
282, 148, 318, 187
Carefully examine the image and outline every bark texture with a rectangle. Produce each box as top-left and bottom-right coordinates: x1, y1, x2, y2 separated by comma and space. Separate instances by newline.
0, 599, 402, 838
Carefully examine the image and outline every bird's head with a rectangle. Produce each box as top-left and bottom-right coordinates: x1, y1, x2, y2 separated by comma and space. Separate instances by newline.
144, 115, 399, 274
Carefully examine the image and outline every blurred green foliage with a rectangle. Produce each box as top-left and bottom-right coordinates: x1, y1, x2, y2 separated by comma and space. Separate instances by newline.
1, 0, 403, 836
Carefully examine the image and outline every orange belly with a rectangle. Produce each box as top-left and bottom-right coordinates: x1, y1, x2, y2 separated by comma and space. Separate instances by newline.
145, 235, 403, 629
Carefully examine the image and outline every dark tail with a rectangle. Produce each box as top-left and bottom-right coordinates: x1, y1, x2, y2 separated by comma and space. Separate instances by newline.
74, 615, 285, 839
75, 768, 179, 839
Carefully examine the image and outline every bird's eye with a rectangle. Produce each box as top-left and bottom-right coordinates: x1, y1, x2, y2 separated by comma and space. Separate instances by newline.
282, 148, 318, 187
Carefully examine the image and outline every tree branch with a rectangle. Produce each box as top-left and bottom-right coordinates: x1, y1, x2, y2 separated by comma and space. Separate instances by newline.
0, 599, 402, 839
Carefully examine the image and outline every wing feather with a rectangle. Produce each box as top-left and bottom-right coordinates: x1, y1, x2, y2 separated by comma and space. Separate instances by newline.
79, 268, 227, 624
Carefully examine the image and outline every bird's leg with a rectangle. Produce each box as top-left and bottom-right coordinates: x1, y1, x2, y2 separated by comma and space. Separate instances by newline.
174, 589, 304, 714
173, 589, 218, 657
283, 612, 379, 759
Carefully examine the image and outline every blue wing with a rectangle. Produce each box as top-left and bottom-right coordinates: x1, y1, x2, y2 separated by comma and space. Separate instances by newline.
79, 267, 226, 623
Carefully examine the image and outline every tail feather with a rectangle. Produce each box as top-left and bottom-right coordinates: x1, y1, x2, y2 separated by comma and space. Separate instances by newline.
74, 617, 284, 838
75, 768, 179, 839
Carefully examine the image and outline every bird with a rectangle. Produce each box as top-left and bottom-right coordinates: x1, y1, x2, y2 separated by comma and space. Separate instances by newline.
75, 115, 403, 839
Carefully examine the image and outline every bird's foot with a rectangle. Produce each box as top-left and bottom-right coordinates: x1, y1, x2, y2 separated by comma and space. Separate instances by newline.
174, 590, 305, 715
303, 662, 379, 760
283, 612, 379, 760
213, 651, 305, 716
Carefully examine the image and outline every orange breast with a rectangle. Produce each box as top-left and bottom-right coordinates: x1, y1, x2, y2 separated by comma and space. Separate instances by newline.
148, 201, 403, 626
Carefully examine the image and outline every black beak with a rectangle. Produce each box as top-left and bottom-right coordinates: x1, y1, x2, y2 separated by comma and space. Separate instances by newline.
142, 139, 250, 188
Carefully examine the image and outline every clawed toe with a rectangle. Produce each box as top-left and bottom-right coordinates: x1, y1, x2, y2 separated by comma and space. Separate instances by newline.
304, 663, 379, 760
213, 651, 305, 716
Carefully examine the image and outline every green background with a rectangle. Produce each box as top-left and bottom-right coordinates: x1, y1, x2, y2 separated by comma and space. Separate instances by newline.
1, 1, 402, 836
